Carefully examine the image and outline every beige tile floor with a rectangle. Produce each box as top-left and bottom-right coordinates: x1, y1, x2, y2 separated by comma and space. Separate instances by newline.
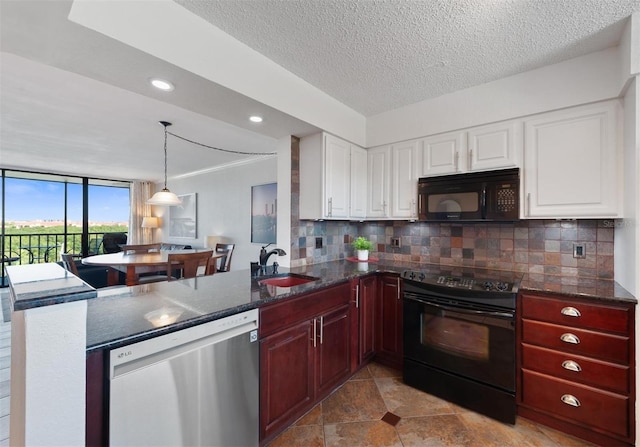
267, 363, 597, 447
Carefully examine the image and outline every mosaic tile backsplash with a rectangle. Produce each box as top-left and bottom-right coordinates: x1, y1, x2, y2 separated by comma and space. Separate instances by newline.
289, 138, 614, 278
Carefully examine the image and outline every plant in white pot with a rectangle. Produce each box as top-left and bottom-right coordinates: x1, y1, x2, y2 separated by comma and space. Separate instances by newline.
352, 236, 373, 261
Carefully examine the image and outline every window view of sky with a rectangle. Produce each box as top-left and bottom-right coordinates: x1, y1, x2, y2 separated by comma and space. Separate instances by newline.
4, 178, 129, 222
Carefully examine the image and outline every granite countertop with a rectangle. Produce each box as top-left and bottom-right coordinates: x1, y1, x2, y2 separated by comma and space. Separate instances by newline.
86, 260, 389, 351
7, 263, 97, 311
520, 272, 637, 304
8, 260, 635, 353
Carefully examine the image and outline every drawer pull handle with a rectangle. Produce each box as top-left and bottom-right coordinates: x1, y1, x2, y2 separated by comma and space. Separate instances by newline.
562, 360, 582, 372
560, 333, 580, 344
561, 306, 581, 317
561, 394, 581, 407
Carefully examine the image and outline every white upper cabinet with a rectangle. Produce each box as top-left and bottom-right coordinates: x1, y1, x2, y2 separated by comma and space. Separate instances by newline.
418, 131, 466, 176
418, 121, 521, 177
467, 121, 521, 171
299, 132, 366, 220
367, 146, 390, 218
523, 100, 621, 218
391, 141, 419, 219
367, 141, 419, 220
324, 134, 351, 218
350, 145, 368, 219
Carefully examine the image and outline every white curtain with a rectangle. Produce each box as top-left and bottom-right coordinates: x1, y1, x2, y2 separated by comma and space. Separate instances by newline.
129, 181, 154, 244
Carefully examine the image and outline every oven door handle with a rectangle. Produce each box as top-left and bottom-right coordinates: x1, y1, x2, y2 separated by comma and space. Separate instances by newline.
410, 297, 514, 319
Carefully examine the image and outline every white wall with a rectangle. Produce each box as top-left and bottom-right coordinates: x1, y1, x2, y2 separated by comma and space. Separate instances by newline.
367, 47, 623, 147
153, 156, 278, 271
616, 77, 639, 296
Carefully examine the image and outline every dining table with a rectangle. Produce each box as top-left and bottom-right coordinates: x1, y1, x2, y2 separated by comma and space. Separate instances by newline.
82, 249, 223, 286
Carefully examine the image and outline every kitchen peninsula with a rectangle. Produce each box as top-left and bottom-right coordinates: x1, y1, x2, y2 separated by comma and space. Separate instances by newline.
7, 261, 636, 446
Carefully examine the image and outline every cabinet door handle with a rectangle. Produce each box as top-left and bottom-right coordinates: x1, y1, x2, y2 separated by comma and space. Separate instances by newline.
319, 316, 324, 345
561, 306, 581, 317
527, 193, 531, 216
468, 148, 473, 169
411, 198, 416, 217
328, 198, 332, 217
397, 277, 401, 300
312, 319, 317, 347
355, 284, 360, 308
560, 333, 580, 344
562, 360, 582, 372
561, 394, 581, 407
454, 152, 459, 172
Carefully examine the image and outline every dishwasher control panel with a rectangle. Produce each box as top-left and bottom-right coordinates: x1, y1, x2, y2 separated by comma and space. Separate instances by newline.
109, 308, 259, 375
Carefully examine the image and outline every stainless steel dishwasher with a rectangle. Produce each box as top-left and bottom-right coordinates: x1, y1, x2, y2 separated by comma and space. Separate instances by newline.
109, 309, 259, 446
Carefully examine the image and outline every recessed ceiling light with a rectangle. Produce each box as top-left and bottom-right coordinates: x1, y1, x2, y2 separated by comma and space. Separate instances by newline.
249, 115, 263, 123
150, 78, 174, 91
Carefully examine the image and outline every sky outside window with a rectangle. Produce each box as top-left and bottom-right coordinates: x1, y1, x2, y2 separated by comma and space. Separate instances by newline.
89, 184, 130, 224
4, 177, 129, 223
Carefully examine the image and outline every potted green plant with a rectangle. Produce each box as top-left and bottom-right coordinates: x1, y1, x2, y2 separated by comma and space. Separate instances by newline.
352, 236, 373, 261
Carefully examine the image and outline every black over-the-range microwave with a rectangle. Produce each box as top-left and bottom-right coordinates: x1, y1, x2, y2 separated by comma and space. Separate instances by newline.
417, 168, 520, 221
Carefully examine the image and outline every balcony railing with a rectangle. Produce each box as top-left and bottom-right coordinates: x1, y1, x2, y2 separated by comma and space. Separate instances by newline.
2, 231, 111, 272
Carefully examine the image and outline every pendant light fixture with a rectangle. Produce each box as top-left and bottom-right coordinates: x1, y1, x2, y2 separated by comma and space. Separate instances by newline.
147, 121, 182, 206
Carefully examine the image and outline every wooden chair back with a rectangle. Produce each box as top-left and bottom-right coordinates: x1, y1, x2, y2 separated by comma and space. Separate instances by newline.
122, 243, 162, 254
167, 251, 213, 280
61, 253, 79, 276
215, 243, 235, 272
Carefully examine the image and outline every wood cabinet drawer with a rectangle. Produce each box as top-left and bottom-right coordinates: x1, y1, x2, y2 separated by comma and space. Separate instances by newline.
521, 343, 629, 394
521, 294, 630, 334
521, 369, 630, 438
522, 319, 629, 364
260, 282, 350, 337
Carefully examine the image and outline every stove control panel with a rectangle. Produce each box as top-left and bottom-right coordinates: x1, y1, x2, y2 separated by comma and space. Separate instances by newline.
402, 270, 514, 294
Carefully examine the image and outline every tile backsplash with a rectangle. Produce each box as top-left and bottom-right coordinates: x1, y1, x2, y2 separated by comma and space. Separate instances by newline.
291, 219, 614, 279
289, 138, 613, 278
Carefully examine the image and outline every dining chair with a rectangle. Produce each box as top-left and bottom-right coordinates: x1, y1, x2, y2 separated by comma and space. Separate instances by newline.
214, 243, 235, 273
87, 237, 103, 256
122, 243, 162, 254
61, 253, 80, 276
167, 251, 214, 280
102, 232, 128, 253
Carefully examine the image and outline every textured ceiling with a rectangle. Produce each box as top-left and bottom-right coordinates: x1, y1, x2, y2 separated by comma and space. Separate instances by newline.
1, 0, 639, 181
177, 0, 640, 116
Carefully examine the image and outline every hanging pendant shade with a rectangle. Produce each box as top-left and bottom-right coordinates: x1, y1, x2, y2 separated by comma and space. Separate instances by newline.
147, 188, 182, 206
147, 121, 182, 206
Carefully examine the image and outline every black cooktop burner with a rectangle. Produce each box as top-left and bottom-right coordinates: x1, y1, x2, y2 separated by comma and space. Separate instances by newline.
401, 266, 523, 310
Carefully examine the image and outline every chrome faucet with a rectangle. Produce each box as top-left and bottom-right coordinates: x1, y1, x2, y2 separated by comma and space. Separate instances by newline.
259, 243, 286, 274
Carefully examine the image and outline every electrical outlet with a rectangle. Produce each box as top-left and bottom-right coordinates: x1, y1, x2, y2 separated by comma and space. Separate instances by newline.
315, 237, 323, 249
573, 243, 586, 259
390, 237, 401, 248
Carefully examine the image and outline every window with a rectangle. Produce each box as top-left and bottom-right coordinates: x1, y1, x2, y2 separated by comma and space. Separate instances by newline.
1, 170, 130, 285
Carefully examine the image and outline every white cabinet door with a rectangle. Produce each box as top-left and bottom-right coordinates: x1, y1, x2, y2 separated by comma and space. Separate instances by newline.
523, 100, 620, 218
350, 145, 368, 219
300, 133, 368, 220
324, 134, 351, 218
367, 146, 390, 218
418, 131, 466, 176
467, 120, 521, 172
391, 141, 418, 219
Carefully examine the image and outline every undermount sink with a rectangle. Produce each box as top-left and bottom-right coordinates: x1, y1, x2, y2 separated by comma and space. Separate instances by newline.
258, 273, 319, 287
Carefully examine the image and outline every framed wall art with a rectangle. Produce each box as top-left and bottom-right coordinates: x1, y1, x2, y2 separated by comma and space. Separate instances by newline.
169, 193, 197, 239
251, 182, 277, 244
